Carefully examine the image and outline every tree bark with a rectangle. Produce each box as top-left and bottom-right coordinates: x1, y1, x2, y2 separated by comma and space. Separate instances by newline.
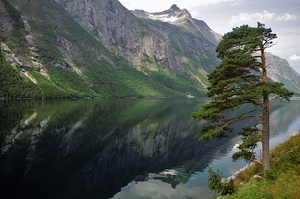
261, 49, 270, 172
262, 94, 270, 171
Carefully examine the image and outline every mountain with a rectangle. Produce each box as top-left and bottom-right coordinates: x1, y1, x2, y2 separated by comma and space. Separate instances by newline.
54, 1, 224, 93
1, 0, 222, 98
266, 53, 300, 95
56, 1, 221, 72
0, 0, 299, 99
131, 4, 222, 45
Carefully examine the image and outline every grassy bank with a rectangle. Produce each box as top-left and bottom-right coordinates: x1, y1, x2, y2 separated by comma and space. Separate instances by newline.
220, 133, 300, 199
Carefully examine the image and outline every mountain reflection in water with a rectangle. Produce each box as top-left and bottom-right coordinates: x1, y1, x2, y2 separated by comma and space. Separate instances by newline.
0, 99, 299, 199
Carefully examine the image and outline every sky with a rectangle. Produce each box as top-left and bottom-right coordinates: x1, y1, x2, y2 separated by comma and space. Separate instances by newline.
118, 0, 300, 73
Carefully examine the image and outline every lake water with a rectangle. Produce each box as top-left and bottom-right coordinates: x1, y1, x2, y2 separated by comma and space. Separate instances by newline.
0, 98, 299, 199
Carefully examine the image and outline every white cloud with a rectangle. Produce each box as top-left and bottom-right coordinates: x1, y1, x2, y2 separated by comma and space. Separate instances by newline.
229, 10, 276, 24
190, 11, 201, 19
229, 11, 298, 24
184, 0, 245, 7
231, 0, 245, 6
290, 54, 300, 61
276, 13, 298, 21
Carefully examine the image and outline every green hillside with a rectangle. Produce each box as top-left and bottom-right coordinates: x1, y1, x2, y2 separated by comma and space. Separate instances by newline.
0, 0, 207, 99
220, 133, 300, 199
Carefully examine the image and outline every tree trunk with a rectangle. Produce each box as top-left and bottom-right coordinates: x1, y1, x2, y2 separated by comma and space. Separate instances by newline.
262, 94, 270, 171
261, 49, 270, 172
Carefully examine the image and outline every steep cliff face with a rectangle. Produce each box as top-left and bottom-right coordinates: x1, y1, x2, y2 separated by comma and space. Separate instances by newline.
1, 0, 211, 98
55, 0, 142, 62
55, 1, 220, 74
266, 53, 300, 94
131, 4, 222, 45
1, 0, 127, 98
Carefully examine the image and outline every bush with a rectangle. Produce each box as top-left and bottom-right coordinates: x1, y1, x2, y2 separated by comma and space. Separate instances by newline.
208, 167, 235, 197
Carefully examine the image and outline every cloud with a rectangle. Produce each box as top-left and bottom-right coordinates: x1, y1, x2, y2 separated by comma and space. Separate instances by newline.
229, 10, 299, 24
190, 11, 201, 19
290, 54, 300, 61
186, 0, 245, 6
229, 10, 276, 24
276, 13, 298, 21
231, 0, 245, 6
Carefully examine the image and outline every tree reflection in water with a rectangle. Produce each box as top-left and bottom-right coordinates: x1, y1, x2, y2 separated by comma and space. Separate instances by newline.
0, 99, 299, 199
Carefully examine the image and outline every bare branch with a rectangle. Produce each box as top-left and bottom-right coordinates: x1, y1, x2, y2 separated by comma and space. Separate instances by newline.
249, 143, 256, 163
252, 160, 263, 165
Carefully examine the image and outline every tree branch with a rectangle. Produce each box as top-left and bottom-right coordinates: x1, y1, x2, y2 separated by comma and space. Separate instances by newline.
252, 160, 263, 165
220, 113, 261, 131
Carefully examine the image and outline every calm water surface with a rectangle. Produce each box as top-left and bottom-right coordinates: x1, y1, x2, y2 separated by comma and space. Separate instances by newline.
0, 99, 299, 199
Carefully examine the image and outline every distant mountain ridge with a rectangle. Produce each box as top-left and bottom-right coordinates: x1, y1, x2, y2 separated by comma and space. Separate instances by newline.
131, 4, 222, 45
131, 5, 300, 95
266, 53, 300, 94
132, 4, 192, 23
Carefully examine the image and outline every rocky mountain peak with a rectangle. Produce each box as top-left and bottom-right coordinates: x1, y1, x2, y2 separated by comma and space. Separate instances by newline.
131, 5, 221, 45
132, 4, 191, 23
170, 4, 180, 11
168, 5, 191, 20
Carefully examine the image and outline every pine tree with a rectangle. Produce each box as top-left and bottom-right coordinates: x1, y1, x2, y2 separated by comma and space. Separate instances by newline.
192, 22, 293, 172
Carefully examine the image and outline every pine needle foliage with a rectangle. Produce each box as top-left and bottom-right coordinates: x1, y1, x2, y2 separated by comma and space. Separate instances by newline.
192, 22, 293, 172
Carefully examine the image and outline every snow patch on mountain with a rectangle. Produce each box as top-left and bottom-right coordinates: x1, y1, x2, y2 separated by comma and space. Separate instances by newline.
147, 13, 180, 22
131, 4, 191, 23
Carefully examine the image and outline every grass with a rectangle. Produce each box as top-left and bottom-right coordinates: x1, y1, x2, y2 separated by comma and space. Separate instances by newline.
220, 133, 300, 199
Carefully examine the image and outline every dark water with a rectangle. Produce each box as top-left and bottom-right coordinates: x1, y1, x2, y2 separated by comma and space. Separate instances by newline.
0, 99, 299, 199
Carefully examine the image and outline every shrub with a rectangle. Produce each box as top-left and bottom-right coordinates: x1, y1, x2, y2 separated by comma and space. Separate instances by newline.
207, 167, 235, 197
